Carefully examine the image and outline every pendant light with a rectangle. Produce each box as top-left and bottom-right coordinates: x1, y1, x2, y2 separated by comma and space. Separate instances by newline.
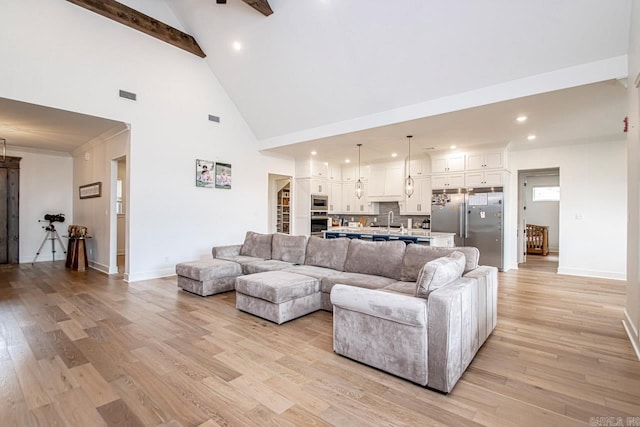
405, 135, 415, 197
355, 143, 364, 199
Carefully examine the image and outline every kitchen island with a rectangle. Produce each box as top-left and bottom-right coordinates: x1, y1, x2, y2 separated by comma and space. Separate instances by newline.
324, 227, 455, 247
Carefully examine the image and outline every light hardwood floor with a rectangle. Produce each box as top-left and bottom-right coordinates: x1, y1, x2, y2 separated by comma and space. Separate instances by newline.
0, 261, 638, 426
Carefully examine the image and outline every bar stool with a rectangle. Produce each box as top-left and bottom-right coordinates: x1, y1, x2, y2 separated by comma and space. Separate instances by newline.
324, 232, 340, 239
372, 235, 390, 241
396, 236, 419, 245
345, 233, 362, 240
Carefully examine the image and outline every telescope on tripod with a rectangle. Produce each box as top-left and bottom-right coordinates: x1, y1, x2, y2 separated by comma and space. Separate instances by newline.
33, 213, 67, 263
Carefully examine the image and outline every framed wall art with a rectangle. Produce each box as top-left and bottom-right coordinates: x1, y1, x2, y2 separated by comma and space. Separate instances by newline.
215, 162, 232, 189
196, 159, 214, 188
79, 182, 102, 199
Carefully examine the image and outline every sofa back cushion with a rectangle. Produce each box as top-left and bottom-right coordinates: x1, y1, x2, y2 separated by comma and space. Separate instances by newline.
415, 251, 466, 299
272, 233, 308, 264
343, 239, 406, 281
400, 245, 479, 281
239, 231, 273, 259
304, 236, 350, 271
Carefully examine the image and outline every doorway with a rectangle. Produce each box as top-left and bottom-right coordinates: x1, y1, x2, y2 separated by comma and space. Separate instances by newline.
518, 168, 560, 272
268, 174, 292, 234
111, 156, 128, 275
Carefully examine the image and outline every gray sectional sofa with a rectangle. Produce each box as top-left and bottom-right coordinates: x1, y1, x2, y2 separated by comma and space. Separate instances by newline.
192, 231, 498, 393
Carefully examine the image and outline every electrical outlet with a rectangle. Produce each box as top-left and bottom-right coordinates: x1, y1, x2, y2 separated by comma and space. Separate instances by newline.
89, 248, 93, 255
575, 213, 584, 220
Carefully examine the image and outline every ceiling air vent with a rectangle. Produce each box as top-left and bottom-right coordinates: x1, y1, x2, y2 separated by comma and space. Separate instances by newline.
208, 114, 220, 123
119, 90, 137, 101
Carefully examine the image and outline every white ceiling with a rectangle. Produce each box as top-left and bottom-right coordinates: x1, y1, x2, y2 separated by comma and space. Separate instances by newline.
0, 97, 126, 154
166, 0, 631, 142
262, 80, 628, 164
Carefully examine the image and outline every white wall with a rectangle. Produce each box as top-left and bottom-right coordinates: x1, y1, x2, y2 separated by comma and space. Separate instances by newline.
624, 0, 640, 360
0, 1, 295, 281
506, 140, 627, 279
524, 174, 560, 251
7, 148, 73, 263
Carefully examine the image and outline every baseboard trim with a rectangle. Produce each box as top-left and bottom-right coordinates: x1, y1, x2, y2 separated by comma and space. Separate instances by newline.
89, 261, 112, 275
557, 267, 625, 281
127, 267, 175, 282
623, 310, 640, 362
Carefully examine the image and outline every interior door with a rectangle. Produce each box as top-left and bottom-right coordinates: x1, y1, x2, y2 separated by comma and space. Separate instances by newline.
0, 168, 7, 263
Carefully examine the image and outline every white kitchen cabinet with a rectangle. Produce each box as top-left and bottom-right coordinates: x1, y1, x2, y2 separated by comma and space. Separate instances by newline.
341, 181, 356, 213
296, 159, 329, 178
368, 162, 404, 200
432, 154, 465, 174
343, 165, 369, 182
328, 165, 342, 181
400, 177, 432, 215
310, 178, 328, 195
406, 157, 430, 177
431, 173, 465, 190
466, 149, 504, 171
465, 170, 503, 187
329, 181, 342, 213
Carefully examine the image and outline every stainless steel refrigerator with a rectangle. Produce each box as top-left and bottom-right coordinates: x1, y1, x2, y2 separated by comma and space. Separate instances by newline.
431, 189, 503, 270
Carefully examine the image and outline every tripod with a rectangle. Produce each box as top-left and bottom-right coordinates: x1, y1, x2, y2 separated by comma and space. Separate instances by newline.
33, 222, 67, 263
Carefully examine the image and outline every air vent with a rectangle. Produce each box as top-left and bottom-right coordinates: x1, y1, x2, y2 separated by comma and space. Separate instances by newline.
208, 114, 220, 123
119, 90, 137, 101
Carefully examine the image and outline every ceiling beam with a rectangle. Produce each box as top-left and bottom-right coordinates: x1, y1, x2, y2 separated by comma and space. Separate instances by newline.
66, 0, 206, 58
241, 0, 273, 17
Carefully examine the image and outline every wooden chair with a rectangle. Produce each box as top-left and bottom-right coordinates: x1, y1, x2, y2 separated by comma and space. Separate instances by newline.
526, 224, 549, 256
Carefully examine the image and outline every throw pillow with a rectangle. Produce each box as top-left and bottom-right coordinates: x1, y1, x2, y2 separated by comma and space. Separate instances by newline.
239, 231, 273, 259
415, 251, 465, 299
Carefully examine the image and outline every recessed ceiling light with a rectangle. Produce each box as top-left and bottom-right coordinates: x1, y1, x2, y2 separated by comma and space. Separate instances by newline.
232, 41, 242, 51
527, 135, 536, 141
391, 153, 398, 157
345, 159, 351, 164
450, 145, 456, 150
516, 116, 527, 123
311, 151, 317, 155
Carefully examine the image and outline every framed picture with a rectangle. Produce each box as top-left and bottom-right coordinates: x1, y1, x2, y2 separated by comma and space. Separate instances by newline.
79, 182, 102, 199
196, 159, 214, 188
215, 162, 232, 189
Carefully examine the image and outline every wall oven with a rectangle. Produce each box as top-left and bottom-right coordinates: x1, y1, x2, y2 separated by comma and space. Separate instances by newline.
310, 213, 328, 236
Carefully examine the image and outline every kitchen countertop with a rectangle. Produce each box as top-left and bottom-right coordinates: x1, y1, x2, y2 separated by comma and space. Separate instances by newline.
324, 227, 455, 240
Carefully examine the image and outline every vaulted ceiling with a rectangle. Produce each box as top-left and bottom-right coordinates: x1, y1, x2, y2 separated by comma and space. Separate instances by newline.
165, 0, 632, 148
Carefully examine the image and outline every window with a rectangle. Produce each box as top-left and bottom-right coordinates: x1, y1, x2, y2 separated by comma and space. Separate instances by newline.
116, 179, 123, 214
532, 186, 560, 201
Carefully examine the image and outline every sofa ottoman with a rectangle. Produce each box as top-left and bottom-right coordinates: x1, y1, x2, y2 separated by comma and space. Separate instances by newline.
176, 259, 242, 296
235, 271, 321, 324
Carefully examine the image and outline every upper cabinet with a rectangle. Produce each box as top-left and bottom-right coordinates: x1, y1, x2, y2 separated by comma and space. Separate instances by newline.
465, 149, 504, 171
432, 154, 465, 174
342, 165, 369, 182
406, 157, 430, 177
296, 159, 328, 178
328, 165, 342, 181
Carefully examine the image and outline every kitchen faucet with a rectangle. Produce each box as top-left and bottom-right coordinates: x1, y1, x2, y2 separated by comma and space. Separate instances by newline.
387, 211, 394, 234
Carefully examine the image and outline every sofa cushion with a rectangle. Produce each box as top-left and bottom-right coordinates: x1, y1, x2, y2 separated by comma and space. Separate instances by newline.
272, 233, 308, 264
239, 231, 273, 259
284, 265, 341, 280
343, 239, 405, 280
175, 259, 242, 281
400, 245, 480, 282
304, 236, 350, 271
242, 260, 295, 275
321, 272, 396, 294
217, 254, 264, 268
415, 251, 466, 299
